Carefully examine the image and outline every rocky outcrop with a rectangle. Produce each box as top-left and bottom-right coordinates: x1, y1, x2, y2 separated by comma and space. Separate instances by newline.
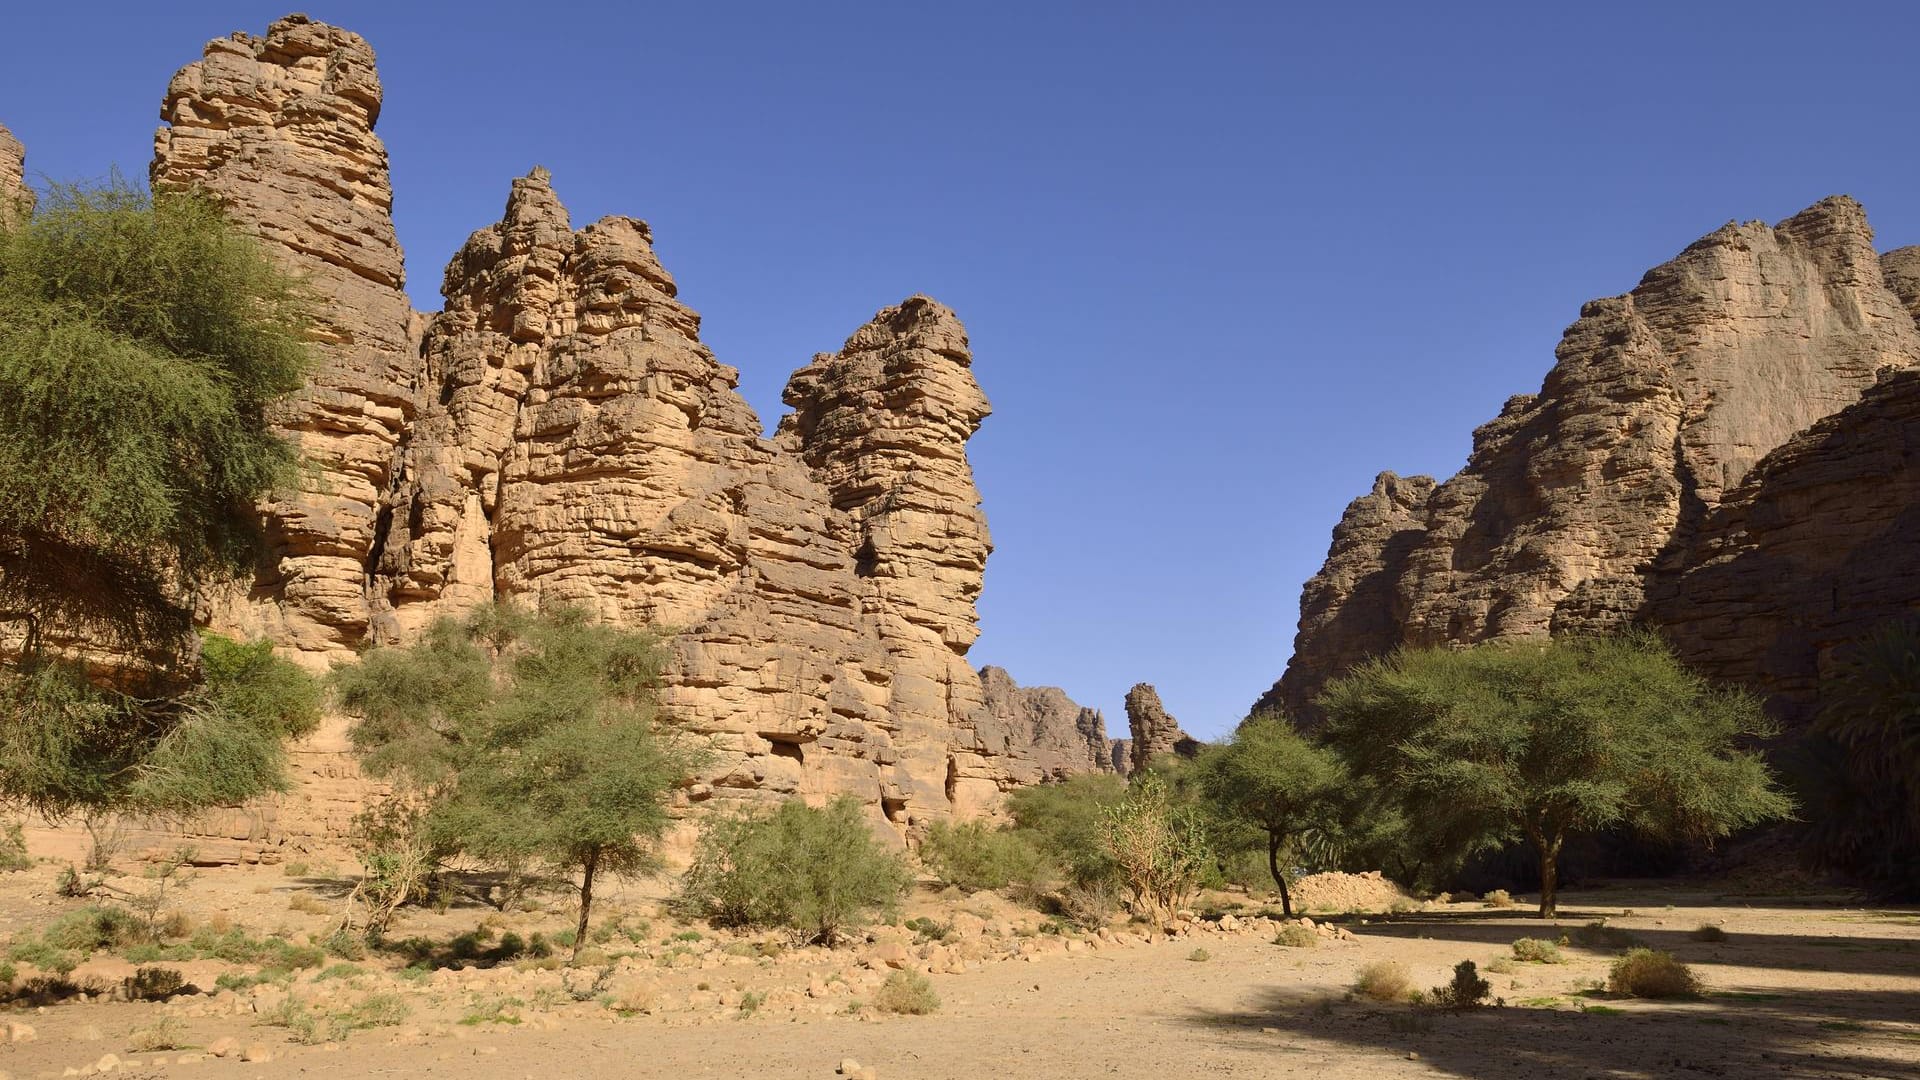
0, 123, 30, 222
1124, 683, 1199, 773
1271, 197, 1920, 723
151, 15, 419, 664
978, 666, 1116, 780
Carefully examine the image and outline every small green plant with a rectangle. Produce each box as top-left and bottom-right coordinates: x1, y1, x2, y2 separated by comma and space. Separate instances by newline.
678, 796, 913, 946
1691, 923, 1729, 943
1608, 949, 1701, 999
0, 822, 30, 871
1486, 956, 1516, 974
904, 916, 953, 945
1272, 923, 1318, 948
283, 861, 310, 878
737, 989, 766, 1016
669, 930, 702, 943
1351, 961, 1414, 1002
314, 963, 366, 982
873, 969, 940, 1015
1429, 960, 1492, 1009
460, 995, 527, 1026
1511, 937, 1566, 964
1187, 947, 1211, 962
126, 1014, 188, 1052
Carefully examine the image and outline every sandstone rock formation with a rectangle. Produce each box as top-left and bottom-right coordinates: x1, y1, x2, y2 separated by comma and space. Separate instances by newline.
100, 14, 1110, 847
978, 666, 1116, 780
1270, 197, 1920, 724
0, 123, 30, 222
1124, 683, 1199, 773
151, 14, 418, 664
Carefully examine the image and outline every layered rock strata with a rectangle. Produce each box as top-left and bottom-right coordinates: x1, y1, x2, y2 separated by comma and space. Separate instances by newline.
1270, 197, 1920, 723
1124, 683, 1199, 773
978, 666, 1117, 780
0, 123, 30, 222
151, 15, 419, 663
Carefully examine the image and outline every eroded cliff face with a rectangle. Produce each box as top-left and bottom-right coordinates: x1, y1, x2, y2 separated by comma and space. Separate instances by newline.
1124, 683, 1198, 774
0, 123, 30, 222
1272, 197, 1920, 723
151, 15, 418, 663
978, 666, 1116, 780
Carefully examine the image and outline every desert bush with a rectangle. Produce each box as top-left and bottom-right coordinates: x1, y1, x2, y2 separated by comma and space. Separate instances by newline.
1006, 773, 1129, 888
1099, 772, 1213, 927
1482, 889, 1515, 908
126, 1013, 187, 1052
1272, 922, 1318, 948
1429, 959, 1492, 1008
1573, 920, 1641, 951
1608, 948, 1700, 998
1691, 923, 1728, 942
1187, 947, 1211, 962
0, 821, 29, 871
123, 966, 185, 1001
1352, 960, 1414, 1002
40, 904, 142, 952
920, 820, 1053, 897
1053, 877, 1124, 929
1192, 713, 1348, 917
1511, 937, 1566, 964
873, 969, 940, 1015
678, 796, 912, 945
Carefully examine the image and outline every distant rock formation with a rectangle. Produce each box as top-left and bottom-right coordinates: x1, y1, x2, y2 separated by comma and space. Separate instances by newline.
0, 123, 30, 221
978, 666, 1116, 780
1124, 683, 1199, 773
1268, 197, 1920, 726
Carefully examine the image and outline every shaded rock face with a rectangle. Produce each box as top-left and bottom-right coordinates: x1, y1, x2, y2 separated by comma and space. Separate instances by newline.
123, 15, 1089, 837
1271, 197, 1920, 724
978, 666, 1116, 780
151, 15, 419, 662
0, 123, 30, 222
1124, 683, 1199, 773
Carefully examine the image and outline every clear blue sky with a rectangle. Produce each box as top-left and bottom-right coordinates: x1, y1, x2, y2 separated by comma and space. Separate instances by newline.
6, 2, 1919, 739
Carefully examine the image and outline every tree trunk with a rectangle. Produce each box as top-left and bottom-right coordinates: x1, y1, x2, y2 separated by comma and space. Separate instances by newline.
1535, 834, 1562, 919
1267, 832, 1293, 919
574, 847, 599, 959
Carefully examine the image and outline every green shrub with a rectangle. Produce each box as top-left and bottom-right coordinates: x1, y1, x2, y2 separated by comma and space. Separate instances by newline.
1429, 959, 1492, 1009
1351, 961, 1414, 1002
920, 820, 1053, 897
873, 969, 939, 1015
1511, 937, 1566, 964
1272, 923, 1318, 948
678, 796, 912, 946
1006, 774, 1129, 888
1187, 947, 1211, 962
42, 904, 142, 952
124, 966, 184, 1001
1608, 949, 1700, 999
1098, 772, 1212, 927
0, 822, 29, 871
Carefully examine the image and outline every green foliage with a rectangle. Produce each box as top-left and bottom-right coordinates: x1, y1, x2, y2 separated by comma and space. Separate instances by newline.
1429, 959, 1492, 1009
1319, 633, 1794, 915
1608, 948, 1700, 998
678, 796, 913, 945
124, 966, 185, 1001
1800, 619, 1920, 896
0, 179, 308, 657
873, 969, 940, 1014
1193, 713, 1348, 916
920, 820, 1053, 897
1272, 922, 1318, 948
0, 820, 28, 871
1005, 773, 1128, 889
1511, 937, 1566, 963
332, 605, 693, 947
1098, 771, 1213, 927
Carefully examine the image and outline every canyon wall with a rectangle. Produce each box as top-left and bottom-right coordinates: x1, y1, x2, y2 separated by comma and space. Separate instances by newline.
1268, 198, 1920, 725
978, 666, 1117, 780
0, 123, 29, 222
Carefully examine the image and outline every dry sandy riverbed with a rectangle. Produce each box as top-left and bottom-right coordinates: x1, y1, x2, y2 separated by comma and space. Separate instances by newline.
0, 861, 1915, 1080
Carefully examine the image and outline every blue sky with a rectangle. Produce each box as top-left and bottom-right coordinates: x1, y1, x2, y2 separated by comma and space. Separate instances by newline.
6, 2, 1919, 738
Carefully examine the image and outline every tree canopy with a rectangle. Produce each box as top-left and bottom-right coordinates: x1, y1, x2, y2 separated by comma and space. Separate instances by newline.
1801, 619, 1920, 897
1319, 633, 1793, 915
1194, 713, 1348, 917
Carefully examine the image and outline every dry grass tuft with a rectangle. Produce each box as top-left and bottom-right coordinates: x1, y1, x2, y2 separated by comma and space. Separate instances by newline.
1482, 889, 1515, 908
1351, 960, 1414, 1002
873, 970, 940, 1015
1691, 924, 1728, 943
1608, 948, 1701, 999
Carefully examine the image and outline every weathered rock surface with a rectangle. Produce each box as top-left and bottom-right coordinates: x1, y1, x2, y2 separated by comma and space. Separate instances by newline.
1124, 683, 1199, 773
0, 123, 30, 222
978, 666, 1116, 780
1271, 197, 1920, 723
151, 14, 418, 664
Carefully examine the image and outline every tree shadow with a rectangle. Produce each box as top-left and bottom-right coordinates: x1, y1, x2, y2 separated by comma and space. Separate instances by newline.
1185, 984, 1920, 1080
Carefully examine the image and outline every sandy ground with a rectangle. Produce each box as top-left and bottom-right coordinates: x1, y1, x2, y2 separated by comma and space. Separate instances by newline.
0, 860, 1915, 1080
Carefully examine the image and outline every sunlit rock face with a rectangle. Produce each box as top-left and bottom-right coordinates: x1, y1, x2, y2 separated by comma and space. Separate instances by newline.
1268, 197, 1920, 726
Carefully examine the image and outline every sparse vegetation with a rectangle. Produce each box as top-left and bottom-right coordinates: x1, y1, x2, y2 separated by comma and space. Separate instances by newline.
873, 969, 940, 1015
1511, 937, 1567, 963
678, 795, 913, 945
126, 1013, 188, 1051
1099, 771, 1213, 928
1483, 888, 1515, 908
1429, 959, 1492, 1008
1608, 948, 1701, 998
1352, 960, 1414, 1002
1272, 922, 1318, 948
1187, 947, 1211, 962
1692, 923, 1729, 942
920, 820, 1053, 898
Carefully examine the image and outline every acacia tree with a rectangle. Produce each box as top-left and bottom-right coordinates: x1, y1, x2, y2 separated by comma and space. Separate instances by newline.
333, 605, 693, 952
1319, 633, 1793, 916
0, 180, 319, 826
1195, 713, 1347, 917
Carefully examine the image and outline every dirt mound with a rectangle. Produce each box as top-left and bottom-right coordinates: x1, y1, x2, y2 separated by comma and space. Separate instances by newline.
1291, 870, 1410, 913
